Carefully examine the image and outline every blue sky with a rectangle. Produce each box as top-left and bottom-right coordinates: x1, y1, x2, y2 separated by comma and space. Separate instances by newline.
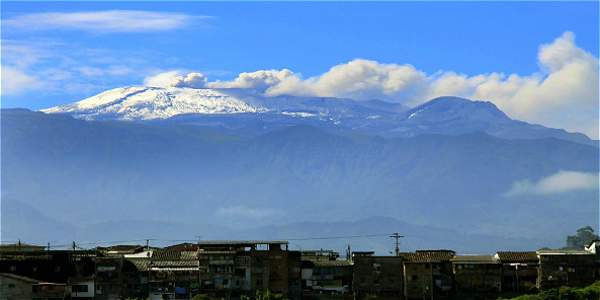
1, 1, 598, 137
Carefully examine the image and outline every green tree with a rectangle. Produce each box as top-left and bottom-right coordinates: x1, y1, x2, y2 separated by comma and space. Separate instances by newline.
566, 226, 599, 249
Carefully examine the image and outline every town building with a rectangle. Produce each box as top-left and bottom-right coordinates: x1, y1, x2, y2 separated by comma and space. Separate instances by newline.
352, 253, 403, 300
401, 250, 455, 300
536, 249, 597, 290
494, 251, 539, 293
451, 255, 502, 295
0, 272, 39, 300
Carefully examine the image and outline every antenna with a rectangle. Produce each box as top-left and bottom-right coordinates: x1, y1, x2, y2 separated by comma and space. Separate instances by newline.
389, 233, 404, 256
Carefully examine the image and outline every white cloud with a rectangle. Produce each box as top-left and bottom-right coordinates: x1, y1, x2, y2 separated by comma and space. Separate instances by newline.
144, 71, 207, 88
207, 69, 297, 91
3, 10, 202, 33
424, 32, 598, 138
1, 66, 40, 95
1, 40, 163, 97
267, 59, 427, 100
176, 31, 596, 138
215, 205, 284, 219
506, 170, 599, 197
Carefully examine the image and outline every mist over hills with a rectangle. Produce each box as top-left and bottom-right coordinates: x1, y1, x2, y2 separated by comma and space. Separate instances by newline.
1, 92, 598, 253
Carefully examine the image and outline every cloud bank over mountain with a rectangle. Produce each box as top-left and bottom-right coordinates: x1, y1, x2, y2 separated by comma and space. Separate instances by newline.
506, 170, 599, 197
144, 32, 598, 138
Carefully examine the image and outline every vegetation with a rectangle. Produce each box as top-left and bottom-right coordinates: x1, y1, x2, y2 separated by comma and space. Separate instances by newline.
500, 281, 600, 300
566, 226, 599, 250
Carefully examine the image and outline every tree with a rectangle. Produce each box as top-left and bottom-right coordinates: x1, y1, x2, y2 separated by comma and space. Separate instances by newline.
566, 226, 599, 249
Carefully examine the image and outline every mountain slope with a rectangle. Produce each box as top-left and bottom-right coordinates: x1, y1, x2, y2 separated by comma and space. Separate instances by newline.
393, 97, 594, 145
2, 109, 598, 248
41, 87, 595, 145
41, 86, 264, 120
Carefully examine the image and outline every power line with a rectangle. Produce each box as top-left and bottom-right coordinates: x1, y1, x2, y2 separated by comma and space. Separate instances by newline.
6, 233, 401, 249
390, 233, 404, 256
284, 233, 391, 241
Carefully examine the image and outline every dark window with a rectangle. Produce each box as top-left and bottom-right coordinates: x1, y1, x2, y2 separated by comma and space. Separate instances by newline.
72, 285, 88, 293
8, 283, 15, 288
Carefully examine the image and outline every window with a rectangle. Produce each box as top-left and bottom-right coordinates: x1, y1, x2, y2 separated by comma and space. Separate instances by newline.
8, 283, 15, 288
72, 285, 88, 293
411, 275, 418, 281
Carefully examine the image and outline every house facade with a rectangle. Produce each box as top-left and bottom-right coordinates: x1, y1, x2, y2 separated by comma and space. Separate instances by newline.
494, 251, 538, 293
451, 255, 502, 295
352, 254, 403, 300
536, 249, 596, 290
401, 250, 455, 300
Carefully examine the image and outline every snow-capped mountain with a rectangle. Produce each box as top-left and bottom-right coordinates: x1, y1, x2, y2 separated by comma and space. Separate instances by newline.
41, 86, 264, 120
41, 87, 595, 145
41, 86, 405, 122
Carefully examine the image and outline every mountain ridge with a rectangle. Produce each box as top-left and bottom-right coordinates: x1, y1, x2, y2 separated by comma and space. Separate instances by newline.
40, 87, 595, 145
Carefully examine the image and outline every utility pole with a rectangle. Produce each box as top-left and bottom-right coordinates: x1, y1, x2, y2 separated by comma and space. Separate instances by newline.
346, 244, 352, 261
146, 239, 151, 299
196, 235, 202, 298
389, 233, 404, 256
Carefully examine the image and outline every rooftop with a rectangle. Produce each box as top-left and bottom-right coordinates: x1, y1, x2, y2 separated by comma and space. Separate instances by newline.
495, 251, 538, 263
536, 249, 593, 255
0, 272, 40, 284
451, 255, 498, 264
400, 250, 456, 263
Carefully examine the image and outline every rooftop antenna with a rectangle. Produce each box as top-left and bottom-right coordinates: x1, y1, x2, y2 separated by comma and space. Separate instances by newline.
389, 233, 404, 256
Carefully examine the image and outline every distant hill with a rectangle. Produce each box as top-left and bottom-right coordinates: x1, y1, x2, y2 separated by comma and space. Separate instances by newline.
1, 108, 597, 251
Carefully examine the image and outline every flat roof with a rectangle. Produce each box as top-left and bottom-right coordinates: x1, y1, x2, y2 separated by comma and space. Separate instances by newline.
537, 249, 592, 255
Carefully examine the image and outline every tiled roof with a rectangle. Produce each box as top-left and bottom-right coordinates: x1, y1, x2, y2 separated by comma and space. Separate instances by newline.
163, 243, 198, 252
451, 255, 498, 264
151, 260, 198, 268
496, 251, 538, 263
152, 250, 198, 261
127, 259, 149, 271
400, 250, 456, 263
0, 273, 40, 283
313, 260, 353, 267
